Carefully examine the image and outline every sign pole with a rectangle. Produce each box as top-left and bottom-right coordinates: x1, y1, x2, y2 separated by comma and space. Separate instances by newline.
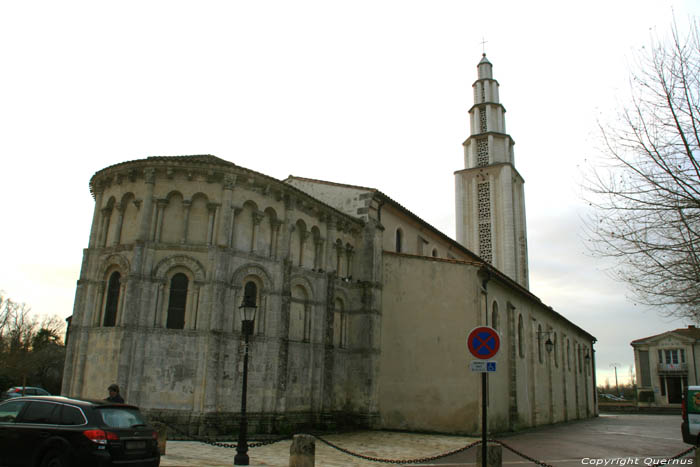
482, 372, 487, 465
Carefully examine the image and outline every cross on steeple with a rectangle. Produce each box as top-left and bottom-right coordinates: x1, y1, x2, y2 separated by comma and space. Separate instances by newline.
480, 37, 488, 54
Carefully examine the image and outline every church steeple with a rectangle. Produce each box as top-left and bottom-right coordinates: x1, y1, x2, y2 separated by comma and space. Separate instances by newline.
455, 55, 529, 288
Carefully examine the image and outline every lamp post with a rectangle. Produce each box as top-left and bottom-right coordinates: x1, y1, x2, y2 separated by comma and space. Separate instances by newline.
610, 362, 620, 397
234, 289, 257, 466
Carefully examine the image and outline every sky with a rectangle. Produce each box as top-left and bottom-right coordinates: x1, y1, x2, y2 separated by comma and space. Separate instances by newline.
1, 0, 699, 390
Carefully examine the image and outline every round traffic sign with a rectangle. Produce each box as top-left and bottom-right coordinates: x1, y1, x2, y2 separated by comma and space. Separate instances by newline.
467, 326, 500, 359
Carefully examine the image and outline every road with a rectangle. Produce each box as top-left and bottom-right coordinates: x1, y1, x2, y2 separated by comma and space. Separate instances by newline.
421, 413, 695, 466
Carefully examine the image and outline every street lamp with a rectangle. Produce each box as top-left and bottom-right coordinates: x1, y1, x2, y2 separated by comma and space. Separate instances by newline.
537, 331, 554, 354
234, 284, 257, 466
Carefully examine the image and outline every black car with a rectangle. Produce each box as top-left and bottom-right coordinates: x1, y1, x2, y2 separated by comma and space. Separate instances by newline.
0, 396, 160, 467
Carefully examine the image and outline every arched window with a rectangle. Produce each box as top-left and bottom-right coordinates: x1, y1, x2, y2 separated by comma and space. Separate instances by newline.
395, 228, 403, 253
166, 273, 189, 329
491, 302, 499, 331
431, 248, 438, 257
518, 314, 524, 358
537, 324, 543, 363
103, 272, 121, 327
243, 281, 257, 307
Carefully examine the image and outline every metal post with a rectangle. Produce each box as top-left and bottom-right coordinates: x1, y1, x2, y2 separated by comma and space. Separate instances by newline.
482, 372, 487, 466
234, 326, 252, 465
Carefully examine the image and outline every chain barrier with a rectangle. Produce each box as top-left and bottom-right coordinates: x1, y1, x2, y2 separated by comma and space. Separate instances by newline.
148, 421, 699, 465
149, 418, 292, 449
311, 434, 481, 464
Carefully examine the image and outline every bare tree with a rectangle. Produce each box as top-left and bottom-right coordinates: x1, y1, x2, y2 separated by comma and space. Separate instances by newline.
0, 292, 66, 393
585, 18, 700, 320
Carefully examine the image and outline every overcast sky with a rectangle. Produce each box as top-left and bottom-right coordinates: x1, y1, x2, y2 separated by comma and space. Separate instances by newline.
1, 0, 699, 389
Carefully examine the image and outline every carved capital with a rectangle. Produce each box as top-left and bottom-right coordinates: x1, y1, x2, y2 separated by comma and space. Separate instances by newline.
223, 174, 237, 190
252, 211, 265, 225
144, 168, 156, 184
207, 202, 221, 213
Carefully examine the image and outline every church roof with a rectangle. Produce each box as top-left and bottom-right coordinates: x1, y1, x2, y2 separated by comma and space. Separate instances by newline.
631, 326, 700, 345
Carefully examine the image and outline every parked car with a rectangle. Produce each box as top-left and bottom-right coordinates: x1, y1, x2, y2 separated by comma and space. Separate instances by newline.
682, 385, 700, 445
0, 395, 160, 466
1, 387, 50, 400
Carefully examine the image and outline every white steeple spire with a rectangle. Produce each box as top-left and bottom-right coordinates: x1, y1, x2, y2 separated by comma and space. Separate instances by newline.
455, 55, 529, 288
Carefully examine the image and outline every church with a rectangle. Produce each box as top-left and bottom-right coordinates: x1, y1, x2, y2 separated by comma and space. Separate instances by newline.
62, 55, 597, 436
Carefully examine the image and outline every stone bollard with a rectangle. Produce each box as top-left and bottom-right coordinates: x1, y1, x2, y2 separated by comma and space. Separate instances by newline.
289, 434, 315, 467
151, 422, 167, 455
476, 444, 502, 467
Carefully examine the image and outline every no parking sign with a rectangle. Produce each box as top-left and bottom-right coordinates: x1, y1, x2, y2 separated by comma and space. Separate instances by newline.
467, 326, 500, 360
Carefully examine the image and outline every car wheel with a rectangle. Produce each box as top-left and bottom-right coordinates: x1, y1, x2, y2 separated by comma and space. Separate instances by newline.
40, 449, 68, 467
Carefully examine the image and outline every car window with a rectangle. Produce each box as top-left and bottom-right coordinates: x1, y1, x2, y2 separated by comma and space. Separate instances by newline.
36, 388, 50, 396
21, 401, 59, 424
98, 407, 147, 428
60, 405, 86, 425
0, 400, 27, 423
25, 389, 37, 395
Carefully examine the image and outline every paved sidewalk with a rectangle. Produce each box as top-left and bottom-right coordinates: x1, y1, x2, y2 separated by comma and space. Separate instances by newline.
159, 431, 479, 467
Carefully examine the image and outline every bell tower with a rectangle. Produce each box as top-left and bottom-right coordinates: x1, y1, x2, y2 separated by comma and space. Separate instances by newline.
455, 54, 529, 288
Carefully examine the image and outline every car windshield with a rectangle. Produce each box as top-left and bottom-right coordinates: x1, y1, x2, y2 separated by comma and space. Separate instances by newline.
97, 407, 147, 428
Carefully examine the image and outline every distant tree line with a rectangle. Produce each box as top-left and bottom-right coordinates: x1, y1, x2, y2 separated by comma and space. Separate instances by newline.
0, 292, 66, 394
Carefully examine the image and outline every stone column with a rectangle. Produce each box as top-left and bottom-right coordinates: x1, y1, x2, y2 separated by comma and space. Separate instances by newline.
314, 238, 324, 270
324, 217, 337, 272
181, 200, 191, 244
206, 202, 219, 245
154, 199, 168, 243
230, 207, 242, 248
100, 207, 112, 247
251, 211, 264, 253
271, 219, 283, 258
298, 230, 309, 267
88, 185, 105, 248
217, 175, 235, 247
112, 203, 125, 246
138, 168, 156, 242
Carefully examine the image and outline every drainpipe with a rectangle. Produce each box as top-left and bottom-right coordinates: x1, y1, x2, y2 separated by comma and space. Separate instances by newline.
693, 340, 698, 385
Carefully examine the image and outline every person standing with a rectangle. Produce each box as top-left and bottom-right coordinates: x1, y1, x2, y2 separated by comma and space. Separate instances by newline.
106, 384, 124, 403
